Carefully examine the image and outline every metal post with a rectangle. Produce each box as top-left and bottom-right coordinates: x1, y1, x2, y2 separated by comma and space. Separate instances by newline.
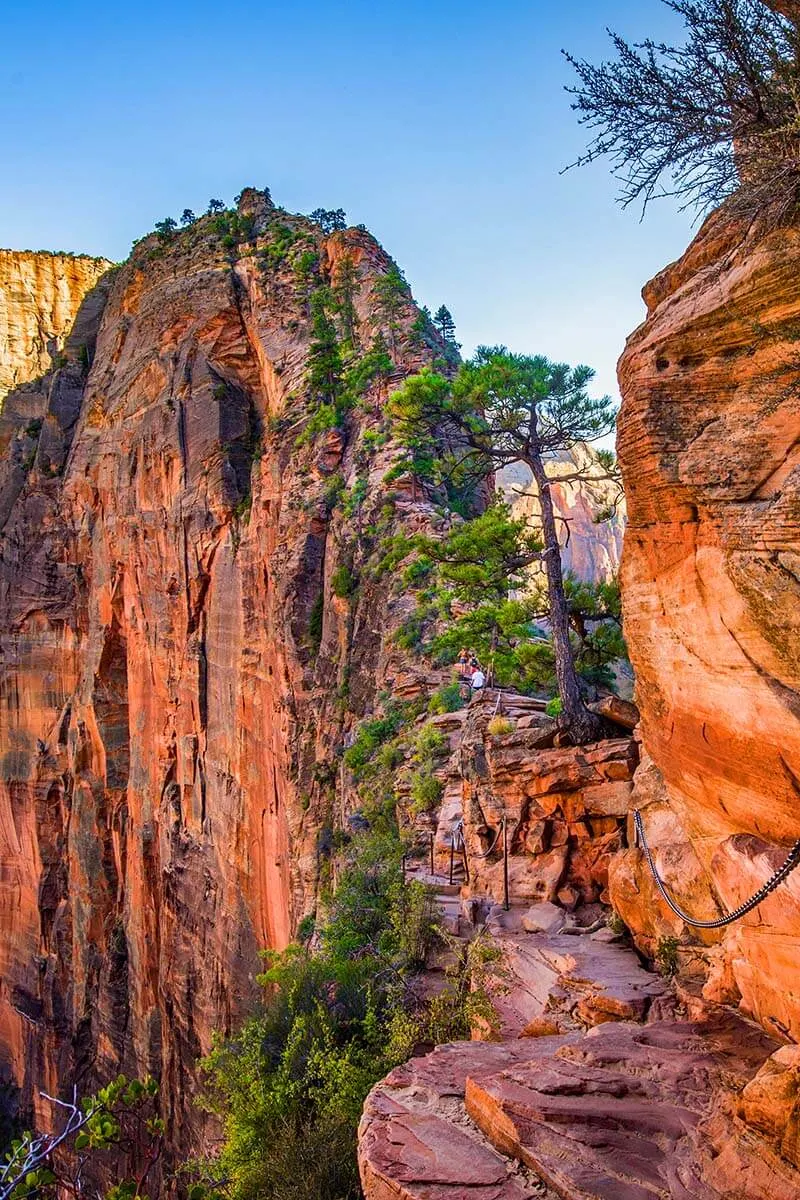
502, 816, 510, 912
449, 836, 455, 886
429, 831, 435, 878
402, 853, 406, 884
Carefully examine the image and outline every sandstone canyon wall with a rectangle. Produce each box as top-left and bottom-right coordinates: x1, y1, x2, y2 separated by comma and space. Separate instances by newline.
0, 194, 446, 1152
0, 251, 112, 408
614, 209, 800, 1042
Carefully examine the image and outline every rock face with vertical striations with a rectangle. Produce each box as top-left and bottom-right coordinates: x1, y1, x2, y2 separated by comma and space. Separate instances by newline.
613, 207, 800, 1042
0, 191, 448, 1153
0, 250, 112, 409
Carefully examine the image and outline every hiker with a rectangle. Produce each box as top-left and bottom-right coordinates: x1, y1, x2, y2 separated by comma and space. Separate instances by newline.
468, 648, 480, 670
470, 665, 485, 695
457, 647, 470, 678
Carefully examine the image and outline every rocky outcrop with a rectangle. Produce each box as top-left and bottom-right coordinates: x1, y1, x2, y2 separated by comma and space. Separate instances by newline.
615, 209, 800, 1041
497, 445, 625, 585
359, 921, 800, 1199
0, 193, 446, 1150
431, 696, 636, 911
0, 251, 112, 408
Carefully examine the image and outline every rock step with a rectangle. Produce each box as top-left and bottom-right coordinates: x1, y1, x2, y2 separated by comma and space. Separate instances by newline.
359, 1041, 560, 1199
360, 1014, 800, 1200
465, 1015, 799, 1200
483, 929, 669, 1038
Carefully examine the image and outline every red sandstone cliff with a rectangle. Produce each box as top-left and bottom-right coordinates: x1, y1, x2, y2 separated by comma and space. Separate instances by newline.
0, 192, 445, 1150
613, 209, 800, 1040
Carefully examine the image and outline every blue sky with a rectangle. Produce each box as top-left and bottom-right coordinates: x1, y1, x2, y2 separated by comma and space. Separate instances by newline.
1, 0, 695, 403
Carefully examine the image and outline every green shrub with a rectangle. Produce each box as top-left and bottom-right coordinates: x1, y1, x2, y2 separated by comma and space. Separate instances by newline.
361, 429, 389, 453
309, 592, 324, 650
295, 402, 338, 446
197, 827, 462, 1200
342, 476, 368, 518
197, 819, 500, 1199
296, 914, 316, 941
428, 682, 466, 715
607, 910, 627, 936
323, 473, 345, 510
343, 706, 408, 776
545, 696, 563, 718
409, 769, 443, 815
403, 556, 433, 586
656, 935, 680, 978
331, 564, 356, 599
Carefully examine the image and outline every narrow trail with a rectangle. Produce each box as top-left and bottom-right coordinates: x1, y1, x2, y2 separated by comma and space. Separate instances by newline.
359, 689, 800, 1200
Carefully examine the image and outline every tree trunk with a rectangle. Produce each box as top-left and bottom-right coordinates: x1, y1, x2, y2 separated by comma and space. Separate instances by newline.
526, 449, 604, 745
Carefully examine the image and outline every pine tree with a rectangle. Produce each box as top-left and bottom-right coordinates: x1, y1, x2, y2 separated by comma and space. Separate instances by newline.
433, 305, 458, 346
309, 208, 348, 234
332, 255, 360, 351
565, 0, 800, 221
389, 348, 618, 742
154, 217, 177, 242
307, 291, 343, 404
371, 266, 409, 354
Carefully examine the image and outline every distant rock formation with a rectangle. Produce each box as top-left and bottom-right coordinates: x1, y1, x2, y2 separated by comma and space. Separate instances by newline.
497, 444, 625, 586
0, 250, 112, 408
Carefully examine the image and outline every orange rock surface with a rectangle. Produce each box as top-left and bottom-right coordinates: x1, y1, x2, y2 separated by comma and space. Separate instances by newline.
0, 194, 444, 1150
615, 209, 800, 1041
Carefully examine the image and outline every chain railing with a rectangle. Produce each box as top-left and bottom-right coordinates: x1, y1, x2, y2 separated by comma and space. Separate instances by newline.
634, 808, 800, 930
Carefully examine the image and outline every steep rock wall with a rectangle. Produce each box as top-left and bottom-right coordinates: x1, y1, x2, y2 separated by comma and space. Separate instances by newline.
614, 209, 800, 1041
0, 251, 112, 408
0, 193, 442, 1150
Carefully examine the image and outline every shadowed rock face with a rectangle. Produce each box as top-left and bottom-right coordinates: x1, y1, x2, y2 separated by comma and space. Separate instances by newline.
615, 209, 800, 1041
0, 196, 444, 1151
0, 251, 112, 409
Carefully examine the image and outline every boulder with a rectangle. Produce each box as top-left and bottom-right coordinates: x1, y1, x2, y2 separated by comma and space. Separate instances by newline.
588, 695, 640, 731
520, 901, 567, 935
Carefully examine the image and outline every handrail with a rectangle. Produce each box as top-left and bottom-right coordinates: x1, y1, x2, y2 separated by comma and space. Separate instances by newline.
634, 808, 800, 930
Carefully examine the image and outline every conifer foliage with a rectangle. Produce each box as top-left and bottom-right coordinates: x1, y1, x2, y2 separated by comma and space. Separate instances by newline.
388, 348, 618, 741
565, 0, 800, 221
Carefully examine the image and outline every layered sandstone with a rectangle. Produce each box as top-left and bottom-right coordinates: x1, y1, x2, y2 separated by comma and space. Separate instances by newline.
614, 209, 800, 1040
0, 251, 112, 408
0, 193, 444, 1151
359, 922, 800, 1199
426, 696, 636, 911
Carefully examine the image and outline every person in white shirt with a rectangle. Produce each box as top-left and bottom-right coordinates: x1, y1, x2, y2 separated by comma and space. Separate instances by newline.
470, 668, 485, 693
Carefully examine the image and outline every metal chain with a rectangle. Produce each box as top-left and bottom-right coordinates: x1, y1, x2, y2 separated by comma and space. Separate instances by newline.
454, 816, 505, 860
634, 808, 800, 929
